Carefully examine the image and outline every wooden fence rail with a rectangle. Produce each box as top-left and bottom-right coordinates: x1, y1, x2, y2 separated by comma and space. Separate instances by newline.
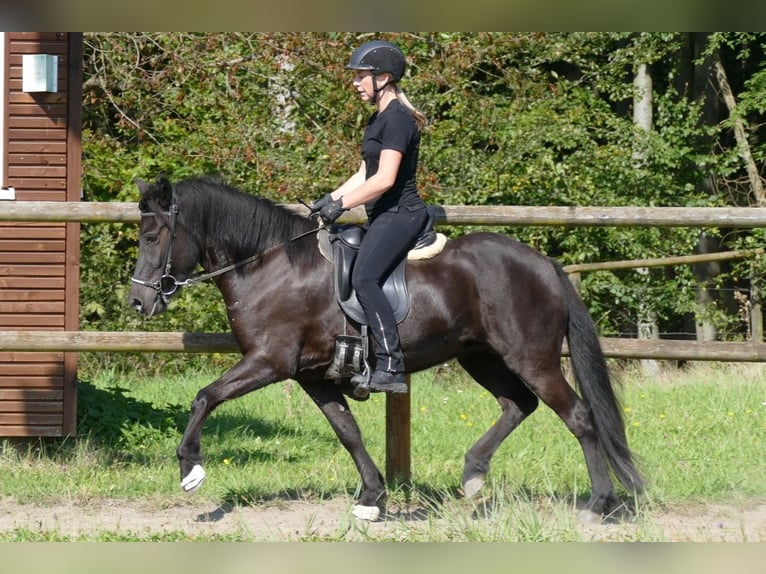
6, 201, 766, 227
3, 330, 766, 362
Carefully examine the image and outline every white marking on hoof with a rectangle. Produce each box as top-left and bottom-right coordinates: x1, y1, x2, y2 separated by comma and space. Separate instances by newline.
463, 474, 486, 499
352, 504, 381, 521
577, 509, 602, 524
181, 464, 206, 493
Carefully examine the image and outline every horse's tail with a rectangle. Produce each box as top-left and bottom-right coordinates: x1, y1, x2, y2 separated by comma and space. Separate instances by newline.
554, 263, 645, 494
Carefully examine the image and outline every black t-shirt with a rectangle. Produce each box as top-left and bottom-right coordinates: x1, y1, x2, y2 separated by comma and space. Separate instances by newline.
361, 100, 425, 219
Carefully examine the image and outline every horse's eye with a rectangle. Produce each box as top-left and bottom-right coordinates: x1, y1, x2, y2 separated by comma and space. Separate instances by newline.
144, 234, 158, 245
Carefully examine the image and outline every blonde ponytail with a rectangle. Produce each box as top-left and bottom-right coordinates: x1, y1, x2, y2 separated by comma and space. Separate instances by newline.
395, 86, 427, 129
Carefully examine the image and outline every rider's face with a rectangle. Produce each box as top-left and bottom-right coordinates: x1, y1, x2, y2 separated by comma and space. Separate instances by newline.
352, 70, 374, 102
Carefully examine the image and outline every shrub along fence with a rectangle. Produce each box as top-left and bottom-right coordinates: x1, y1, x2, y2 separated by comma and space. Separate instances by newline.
4, 201, 766, 481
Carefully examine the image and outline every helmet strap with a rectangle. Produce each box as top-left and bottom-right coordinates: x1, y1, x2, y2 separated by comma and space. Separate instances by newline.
370, 74, 380, 105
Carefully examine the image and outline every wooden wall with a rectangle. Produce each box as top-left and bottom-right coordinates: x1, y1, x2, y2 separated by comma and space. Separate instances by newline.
0, 32, 81, 436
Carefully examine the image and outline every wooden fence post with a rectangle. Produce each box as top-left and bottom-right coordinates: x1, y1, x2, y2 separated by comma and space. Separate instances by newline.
752, 300, 763, 342
385, 375, 411, 486
751, 285, 763, 343
568, 271, 582, 293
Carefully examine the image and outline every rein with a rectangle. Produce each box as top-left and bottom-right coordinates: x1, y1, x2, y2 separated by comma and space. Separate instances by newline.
177, 226, 321, 287
130, 193, 322, 302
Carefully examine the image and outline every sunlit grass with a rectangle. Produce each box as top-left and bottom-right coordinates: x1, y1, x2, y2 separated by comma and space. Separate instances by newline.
0, 360, 763, 540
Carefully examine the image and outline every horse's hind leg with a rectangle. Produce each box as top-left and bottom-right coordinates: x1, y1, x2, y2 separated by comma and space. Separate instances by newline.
457, 353, 539, 499
297, 378, 387, 520
520, 366, 619, 517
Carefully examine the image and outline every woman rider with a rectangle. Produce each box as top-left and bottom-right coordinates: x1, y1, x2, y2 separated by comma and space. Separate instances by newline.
311, 39, 428, 393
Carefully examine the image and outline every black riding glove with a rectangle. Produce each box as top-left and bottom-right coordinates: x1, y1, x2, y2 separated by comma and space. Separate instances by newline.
318, 198, 347, 224
310, 193, 333, 214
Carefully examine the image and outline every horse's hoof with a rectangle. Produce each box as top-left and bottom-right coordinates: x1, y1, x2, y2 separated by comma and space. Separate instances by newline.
352, 504, 381, 521
180, 464, 206, 493
462, 474, 486, 499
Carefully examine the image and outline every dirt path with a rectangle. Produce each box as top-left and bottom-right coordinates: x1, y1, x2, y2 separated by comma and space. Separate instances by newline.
1, 496, 764, 541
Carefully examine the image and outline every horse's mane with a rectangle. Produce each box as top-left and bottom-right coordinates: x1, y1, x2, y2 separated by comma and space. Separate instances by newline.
170, 176, 318, 267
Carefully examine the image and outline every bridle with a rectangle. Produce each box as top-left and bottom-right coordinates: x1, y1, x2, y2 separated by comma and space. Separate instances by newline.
130, 190, 321, 304
129, 191, 183, 305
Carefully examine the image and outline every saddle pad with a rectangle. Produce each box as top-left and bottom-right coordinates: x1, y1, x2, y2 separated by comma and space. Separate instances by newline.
317, 227, 447, 262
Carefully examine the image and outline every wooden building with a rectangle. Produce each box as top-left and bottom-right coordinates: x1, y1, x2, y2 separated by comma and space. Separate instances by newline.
0, 32, 82, 436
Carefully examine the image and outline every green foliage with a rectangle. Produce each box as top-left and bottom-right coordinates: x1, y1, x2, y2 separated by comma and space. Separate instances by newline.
79, 33, 766, 361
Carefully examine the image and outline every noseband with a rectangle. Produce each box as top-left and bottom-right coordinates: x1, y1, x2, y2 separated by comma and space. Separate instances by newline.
131, 190, 322, 304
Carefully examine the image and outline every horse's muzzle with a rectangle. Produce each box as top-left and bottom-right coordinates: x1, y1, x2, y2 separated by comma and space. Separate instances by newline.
128, 283, 166, 318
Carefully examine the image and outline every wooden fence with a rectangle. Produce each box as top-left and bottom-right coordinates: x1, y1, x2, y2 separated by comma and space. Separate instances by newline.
2, 329, 766, 361
6, 200, 766, 360
4, 201, 766, 482
6, 200, 766, 226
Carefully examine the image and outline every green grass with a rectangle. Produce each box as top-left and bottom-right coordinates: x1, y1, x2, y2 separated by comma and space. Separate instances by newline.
0, 360, 763, 540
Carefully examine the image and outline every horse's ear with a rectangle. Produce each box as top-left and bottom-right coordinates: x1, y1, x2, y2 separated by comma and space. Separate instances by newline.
157, 177, 173, 205
134, 177, 172, 211
134, 178, 151, 196
157, 177, 172, 194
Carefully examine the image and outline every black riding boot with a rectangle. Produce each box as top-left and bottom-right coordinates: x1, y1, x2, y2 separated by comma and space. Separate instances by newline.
351, 312, 408, 393
352, 362, 407, 393
367, 368, 407, 393
370, 306, 407, 392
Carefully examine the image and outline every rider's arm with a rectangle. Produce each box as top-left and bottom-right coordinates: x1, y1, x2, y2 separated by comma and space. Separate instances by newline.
334, 149, 403, 209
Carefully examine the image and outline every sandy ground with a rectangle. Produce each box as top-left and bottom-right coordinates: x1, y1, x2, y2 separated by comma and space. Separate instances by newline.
1, 495, 764, 541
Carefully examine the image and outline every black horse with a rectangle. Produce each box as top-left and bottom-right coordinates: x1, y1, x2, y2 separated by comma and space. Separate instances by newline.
127, 175, 644, 521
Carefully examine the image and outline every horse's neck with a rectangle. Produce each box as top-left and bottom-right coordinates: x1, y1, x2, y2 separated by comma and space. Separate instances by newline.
192, 198, 316, 276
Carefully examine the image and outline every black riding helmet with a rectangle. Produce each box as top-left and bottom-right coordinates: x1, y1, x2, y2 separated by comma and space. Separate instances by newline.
346, 41, 406, 104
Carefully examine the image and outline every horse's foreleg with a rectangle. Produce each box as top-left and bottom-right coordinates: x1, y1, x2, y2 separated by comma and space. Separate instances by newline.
177, 352, 280, 493
297, 379, 387, 521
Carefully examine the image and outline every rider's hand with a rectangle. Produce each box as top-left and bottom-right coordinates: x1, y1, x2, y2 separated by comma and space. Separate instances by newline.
318, 198, 347, 225
309, 193, 333, 214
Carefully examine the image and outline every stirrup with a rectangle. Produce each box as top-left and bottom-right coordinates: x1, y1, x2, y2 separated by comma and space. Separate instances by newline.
344, 326, 371, 400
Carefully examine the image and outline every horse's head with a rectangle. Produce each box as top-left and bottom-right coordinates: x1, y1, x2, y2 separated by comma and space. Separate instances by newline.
128, 177, 202, 317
